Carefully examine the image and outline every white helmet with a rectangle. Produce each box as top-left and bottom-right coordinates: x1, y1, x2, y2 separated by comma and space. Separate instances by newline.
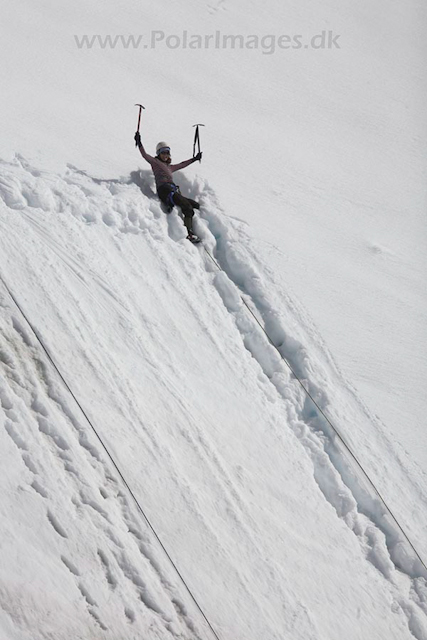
156, 141, 170, 155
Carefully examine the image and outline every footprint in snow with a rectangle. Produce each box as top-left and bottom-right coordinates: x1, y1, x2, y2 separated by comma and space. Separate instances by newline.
77, 584, 108, 631
4, 419, 28, 451
124, 607, 136, 623
102, 211, 116, 226
79, 488, 111, 523
30, 479, 49, 498
46, 510, 68, 538
22, 452, 39, 474
0, 385, 14, 411
61, 555, 80, 576
97, 548, 118, 589
37, 415, 70, 451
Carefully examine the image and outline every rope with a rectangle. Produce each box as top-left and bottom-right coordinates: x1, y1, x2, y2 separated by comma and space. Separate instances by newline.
202, 245, 427, 576
0, 273, 222, 640
2, 234, 426, 604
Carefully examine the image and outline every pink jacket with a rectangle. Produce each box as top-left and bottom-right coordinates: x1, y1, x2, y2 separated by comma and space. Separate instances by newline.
138, 143, 195, 190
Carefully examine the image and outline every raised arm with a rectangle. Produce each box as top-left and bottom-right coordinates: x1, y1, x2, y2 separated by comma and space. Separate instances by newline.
134, 132, 154, 163
170, 152, 202, 172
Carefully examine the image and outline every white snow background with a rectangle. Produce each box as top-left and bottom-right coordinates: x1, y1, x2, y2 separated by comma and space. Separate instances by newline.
0, 1, 426, 639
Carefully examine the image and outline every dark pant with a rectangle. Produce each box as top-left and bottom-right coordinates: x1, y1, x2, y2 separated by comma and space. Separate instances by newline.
157, 183, 199, 233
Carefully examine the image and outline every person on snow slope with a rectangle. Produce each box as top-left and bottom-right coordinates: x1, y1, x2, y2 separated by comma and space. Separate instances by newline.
134, 132, 202, 243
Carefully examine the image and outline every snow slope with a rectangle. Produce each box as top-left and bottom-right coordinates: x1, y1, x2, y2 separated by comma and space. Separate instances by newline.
2, 0, 426, 471
0, 158, 426, 639
1, 0, 427, 638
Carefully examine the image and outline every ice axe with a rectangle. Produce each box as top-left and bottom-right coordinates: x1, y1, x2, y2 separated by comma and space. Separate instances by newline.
192, 123, 204, 161
135, 103, 145, 145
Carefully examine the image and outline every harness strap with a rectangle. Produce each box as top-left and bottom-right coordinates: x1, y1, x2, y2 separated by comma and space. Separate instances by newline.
168, 184, 179, 208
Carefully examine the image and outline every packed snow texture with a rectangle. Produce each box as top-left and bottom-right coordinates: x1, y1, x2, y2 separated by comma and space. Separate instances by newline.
0, 157, 426, 640
1, 0, 427, 638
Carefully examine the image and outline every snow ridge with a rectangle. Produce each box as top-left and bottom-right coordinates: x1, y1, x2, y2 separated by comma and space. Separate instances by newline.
183, 174, 427, 635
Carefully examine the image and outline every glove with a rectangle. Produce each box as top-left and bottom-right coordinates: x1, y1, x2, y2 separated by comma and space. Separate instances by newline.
194, 151, 202, 161
134, 131, 141, 147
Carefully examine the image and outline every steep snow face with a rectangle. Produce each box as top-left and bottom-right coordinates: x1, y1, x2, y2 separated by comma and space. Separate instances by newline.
1, 0, 426, 476
0, 159, 426, 640
1, 0, 427, 638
